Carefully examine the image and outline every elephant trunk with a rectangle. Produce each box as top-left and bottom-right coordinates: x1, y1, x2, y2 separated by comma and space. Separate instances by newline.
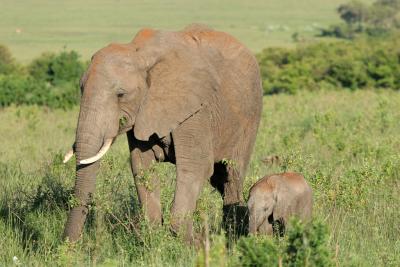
63, 161, 100, 241
63, 105, 104, 242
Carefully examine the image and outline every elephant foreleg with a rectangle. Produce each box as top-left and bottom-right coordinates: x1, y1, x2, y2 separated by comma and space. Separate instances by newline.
170, 110, 213, 242
127, 130, 162, 224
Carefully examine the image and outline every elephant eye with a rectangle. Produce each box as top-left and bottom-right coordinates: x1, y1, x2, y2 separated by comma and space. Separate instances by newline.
116, 88, 126, 98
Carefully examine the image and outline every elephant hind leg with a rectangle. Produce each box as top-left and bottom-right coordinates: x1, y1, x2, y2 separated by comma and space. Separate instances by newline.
210, 160, 249, 238
211, 123, 258, 239
258, 216, 273, 235
223, 164, 244, 205
210, 162, 228, 196
209, 160, 245, 205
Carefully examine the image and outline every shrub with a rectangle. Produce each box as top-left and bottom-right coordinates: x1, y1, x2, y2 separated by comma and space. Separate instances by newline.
326, 58, 369, 89
365, 48, 400, 88
0, 47, 83, 109
284, 219, 334, 267
0, 74, 79, 109
0, 75, 45, 106
28, 50, 85, 85
266, 64, 318, 94
229, 220, 334, 267
28, 52, 56, 82
257, 36, 400, 94
235, 235, 280, 267
46, 82, 80, 109
0, 44, 18, 75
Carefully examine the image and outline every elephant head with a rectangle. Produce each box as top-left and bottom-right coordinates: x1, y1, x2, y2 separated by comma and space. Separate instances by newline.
62, 29, 218, 241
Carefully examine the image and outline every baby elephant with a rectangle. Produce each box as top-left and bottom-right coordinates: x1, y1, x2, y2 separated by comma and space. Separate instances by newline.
248, 172, 312, 235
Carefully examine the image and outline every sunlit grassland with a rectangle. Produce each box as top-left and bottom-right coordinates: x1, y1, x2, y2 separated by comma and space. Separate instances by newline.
0, 90, 399, 266
0, 0, 372, 62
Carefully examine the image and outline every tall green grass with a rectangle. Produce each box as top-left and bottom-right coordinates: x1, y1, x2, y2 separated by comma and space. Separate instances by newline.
0, 90, 399, 266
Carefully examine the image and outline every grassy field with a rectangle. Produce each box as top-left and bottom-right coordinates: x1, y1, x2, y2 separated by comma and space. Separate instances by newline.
0, 90, 399, 266
0, 0, 372, 62
1, 0, 398, 266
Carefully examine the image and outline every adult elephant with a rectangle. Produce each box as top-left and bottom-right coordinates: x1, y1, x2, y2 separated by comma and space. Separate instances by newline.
63, 24, 263, 242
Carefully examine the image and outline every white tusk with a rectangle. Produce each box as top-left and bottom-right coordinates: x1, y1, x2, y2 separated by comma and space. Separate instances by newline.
79, 138, 113, 165
63, 146, 75, 163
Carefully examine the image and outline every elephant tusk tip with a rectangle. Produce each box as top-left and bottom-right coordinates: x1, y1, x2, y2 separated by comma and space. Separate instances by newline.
63, 148, 75, 163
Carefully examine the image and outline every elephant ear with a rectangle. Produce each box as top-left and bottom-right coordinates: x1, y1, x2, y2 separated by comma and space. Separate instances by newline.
133, 43, 218, 141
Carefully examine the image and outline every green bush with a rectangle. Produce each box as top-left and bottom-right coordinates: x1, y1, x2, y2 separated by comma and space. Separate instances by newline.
2, 36, 400, 107
0, 75, 46, 106
284, 219, 334, 267
319, 23, 358, 39
0, 46, 83, 109
0, 74, 79, 109
231, 220, 334, 267
235, 235, 280, 267
28, 50, 85, 85
28, 52, 56, 82
0, 44, 18, 75
258, 36, 400, 94
365, 48, 400, 88
326, 58, 369, 89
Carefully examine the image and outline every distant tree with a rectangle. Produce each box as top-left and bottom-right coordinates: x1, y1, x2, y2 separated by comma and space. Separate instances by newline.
322, 0, 400, 39
367, 0, 400, 30
376, 0, 400, 9
337, 1, 369, 32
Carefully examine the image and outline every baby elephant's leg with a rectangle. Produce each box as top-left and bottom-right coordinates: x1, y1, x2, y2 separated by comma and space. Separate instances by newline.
248, 201, 273, 235
258, 218, 273, 235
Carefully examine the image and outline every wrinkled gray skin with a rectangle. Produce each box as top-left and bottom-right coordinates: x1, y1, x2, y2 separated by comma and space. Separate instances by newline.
63, 24, 263, 242
248, 172, 313, 235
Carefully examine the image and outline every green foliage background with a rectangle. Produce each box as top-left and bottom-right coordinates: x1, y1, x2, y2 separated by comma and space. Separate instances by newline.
3, 35, 400, 108
258, 36, 400, 94
0, 46, 83, 109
